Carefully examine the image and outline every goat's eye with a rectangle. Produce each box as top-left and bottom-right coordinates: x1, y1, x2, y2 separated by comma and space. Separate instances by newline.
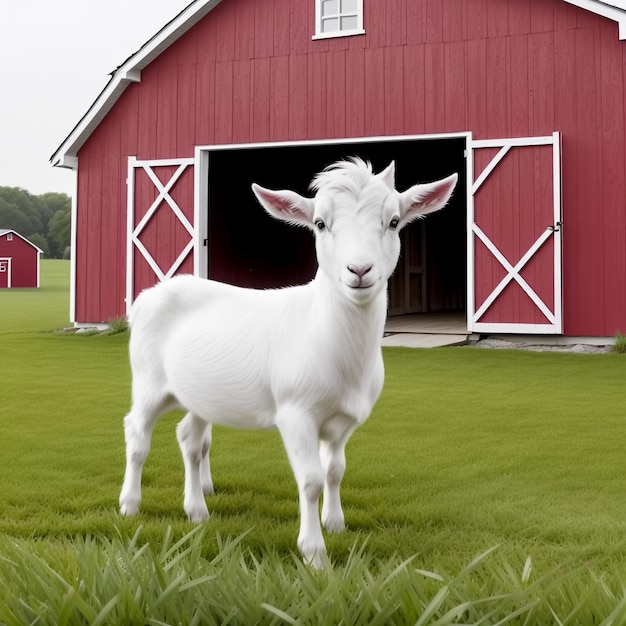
314, 218, 326, 231
389, 217, 400, 230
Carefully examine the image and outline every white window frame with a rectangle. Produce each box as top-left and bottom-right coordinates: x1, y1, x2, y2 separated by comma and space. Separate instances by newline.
313, 0, 365, 40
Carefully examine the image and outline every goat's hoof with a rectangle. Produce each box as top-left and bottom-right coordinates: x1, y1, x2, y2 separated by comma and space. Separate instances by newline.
185, 504, 210, 523
202, 483, 215, 496
302, 548, 327, 570
322, 515, 345, 533
323, 520, 345, 533
119, 498, 140, 516
299, 540, 327, 570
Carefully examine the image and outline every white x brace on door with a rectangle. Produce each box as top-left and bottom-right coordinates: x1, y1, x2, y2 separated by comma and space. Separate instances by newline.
126, 156, 196, 312
468, 133, 562, 334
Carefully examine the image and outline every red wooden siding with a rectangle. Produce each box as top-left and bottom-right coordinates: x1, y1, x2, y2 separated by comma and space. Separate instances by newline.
0, 233, 40, 288
74, 0, 626, 336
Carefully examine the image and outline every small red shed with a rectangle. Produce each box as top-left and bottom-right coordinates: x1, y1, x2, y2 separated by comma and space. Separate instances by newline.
0, 229, 43, 289
51, 0, 626, 340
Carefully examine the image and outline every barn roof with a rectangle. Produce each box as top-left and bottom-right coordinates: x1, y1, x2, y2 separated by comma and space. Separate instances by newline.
0, 229, 45, 254
50, 0, 224, 168
50, 0, 626, 169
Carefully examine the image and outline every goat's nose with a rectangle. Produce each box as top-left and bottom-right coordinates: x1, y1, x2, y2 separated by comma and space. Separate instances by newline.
347, 263, 373, 278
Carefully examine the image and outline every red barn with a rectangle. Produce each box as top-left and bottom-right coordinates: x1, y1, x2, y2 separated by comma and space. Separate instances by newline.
0, 229, 43, 289
51, 0, 626, 340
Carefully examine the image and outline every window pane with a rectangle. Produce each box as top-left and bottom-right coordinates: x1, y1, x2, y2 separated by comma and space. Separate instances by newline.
341, 0, 358, 13
340, 15, 358, 30
321, 0, 338, 17
322, 16, 339, 32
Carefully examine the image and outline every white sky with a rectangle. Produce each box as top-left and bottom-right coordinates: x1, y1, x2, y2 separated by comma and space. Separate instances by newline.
0, 0, 192, 196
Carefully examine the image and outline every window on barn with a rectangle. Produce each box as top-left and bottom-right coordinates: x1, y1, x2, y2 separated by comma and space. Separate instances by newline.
313, 0, 364, 39
6, 233, 12, 241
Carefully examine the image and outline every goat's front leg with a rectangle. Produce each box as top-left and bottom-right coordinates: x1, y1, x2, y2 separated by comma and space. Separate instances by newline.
319, 438, 348, 533
177, 413, 212, 522
276, 407, 326, 568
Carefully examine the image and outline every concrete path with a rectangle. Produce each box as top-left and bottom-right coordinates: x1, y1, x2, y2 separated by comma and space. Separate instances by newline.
381, 333, 470, 348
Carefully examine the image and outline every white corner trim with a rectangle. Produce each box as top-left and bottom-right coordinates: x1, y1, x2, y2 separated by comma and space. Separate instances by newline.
57, 155, 78, 170
122, 69, 142, 83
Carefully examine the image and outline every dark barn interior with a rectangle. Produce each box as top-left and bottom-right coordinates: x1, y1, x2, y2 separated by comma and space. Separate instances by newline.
206, 137, 467, 317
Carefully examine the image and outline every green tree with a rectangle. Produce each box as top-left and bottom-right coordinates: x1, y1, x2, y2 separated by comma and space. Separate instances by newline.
0, 187, 42, 236
48, 205, 71, 256
0, 196, 31, 234
0, 187, 71, 258
39, 192, 70, 257
28, 233, 50, 257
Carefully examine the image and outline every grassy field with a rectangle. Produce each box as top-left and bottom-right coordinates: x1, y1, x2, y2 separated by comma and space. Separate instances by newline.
2, 260, 626, 623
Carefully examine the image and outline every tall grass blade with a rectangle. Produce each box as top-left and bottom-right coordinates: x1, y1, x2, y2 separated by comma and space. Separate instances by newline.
414, 585, 451, 626
261, 603, 299, 624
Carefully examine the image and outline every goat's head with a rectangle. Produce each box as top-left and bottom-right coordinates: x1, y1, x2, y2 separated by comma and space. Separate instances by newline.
252, 158, 458, 305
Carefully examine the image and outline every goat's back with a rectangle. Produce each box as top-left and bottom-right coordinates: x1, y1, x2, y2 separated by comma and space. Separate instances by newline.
128, 276, 241, 375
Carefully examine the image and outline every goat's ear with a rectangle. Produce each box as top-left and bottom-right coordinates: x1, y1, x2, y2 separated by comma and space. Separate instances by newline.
397, 173, 458, 228
252, 184, 315, 228
377, 161, 395, 190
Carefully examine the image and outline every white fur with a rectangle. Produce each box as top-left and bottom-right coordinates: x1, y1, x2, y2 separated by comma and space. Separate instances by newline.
119, 158, 457, 567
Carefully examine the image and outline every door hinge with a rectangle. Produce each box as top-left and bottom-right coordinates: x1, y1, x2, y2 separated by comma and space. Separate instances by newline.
548, 221, 562, 232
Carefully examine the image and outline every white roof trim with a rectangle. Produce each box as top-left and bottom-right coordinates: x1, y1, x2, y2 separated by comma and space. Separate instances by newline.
0, 229, 45, 254
50, 0, 223, 168
563, 0, 626, 38
50, 0, 626, 168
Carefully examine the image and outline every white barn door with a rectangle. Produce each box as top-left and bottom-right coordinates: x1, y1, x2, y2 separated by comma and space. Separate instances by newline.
126, 156, 196, 312
468, 133, 562, 334
0, 258, 11, 288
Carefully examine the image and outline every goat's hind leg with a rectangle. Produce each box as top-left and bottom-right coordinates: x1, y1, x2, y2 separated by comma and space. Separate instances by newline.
199, 422, 214, 496
119, 394, 171, 516
177, 412, 212, 523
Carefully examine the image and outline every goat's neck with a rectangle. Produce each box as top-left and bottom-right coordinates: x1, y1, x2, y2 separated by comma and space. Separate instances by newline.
310, 272, 387, 352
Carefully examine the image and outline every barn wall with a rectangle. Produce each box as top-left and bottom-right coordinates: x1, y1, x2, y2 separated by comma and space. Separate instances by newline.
75, 0, 626, 335
0, 235, 39, 288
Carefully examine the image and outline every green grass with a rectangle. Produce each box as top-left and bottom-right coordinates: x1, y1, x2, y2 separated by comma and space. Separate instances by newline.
613, 331, 626, 353
0, 259, 71, 333
2, 260, 626, 623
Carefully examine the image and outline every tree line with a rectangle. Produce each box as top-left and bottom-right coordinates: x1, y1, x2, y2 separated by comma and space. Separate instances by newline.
0, 187, 71, 258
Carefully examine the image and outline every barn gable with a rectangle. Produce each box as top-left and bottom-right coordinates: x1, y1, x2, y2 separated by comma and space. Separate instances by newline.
50, 0, 626, 166
51, 0, 626, 340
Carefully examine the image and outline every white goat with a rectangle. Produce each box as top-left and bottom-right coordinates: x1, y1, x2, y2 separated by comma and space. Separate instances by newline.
119, 158, 457, 567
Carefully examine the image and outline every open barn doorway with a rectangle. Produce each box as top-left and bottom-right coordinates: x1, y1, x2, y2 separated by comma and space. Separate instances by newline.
200, 134, 468, 330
